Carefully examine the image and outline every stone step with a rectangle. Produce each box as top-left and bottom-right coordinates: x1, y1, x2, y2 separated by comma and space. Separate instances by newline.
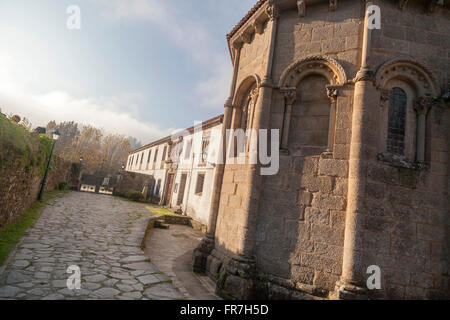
154, 220, 170, 229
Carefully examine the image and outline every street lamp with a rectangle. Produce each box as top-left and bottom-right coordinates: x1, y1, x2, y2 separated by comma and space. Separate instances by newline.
38, 130, 60, 201
77, 156, 84, 192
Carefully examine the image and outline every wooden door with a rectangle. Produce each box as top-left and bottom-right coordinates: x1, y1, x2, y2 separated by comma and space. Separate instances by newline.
165, 174, 175, 206
177, 174, 188, 206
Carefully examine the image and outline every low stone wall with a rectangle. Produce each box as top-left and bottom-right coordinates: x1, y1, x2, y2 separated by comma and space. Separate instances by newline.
0, 168, 42, 230
0, 114, 77, 229
140, 215, 164, 250
0, 155, 75, 230
140, 214, 206, 250
115, 171, 154, 199
44, 156, 74, 192
163, 215, 192, 226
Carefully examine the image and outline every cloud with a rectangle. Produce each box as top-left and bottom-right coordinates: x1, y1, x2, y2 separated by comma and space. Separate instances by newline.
0, 30, 172, 144
0, 84, 172, 143
96, 0, 232, 109
194, 58, 232, 107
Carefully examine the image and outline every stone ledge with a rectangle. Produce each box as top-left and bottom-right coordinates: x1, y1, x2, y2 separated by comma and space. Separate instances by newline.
141, 214, 206, 250
377, 152, 428, 171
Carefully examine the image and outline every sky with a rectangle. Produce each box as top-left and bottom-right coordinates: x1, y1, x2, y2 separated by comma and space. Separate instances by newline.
0, 0, 256, 143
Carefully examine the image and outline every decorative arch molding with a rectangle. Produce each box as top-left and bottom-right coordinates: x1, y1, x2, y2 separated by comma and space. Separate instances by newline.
376, 58, 440, 168
232, 74, 261, 108
375, 58, 439, 97
278, 55, 348, 89
277, 56, 347, 152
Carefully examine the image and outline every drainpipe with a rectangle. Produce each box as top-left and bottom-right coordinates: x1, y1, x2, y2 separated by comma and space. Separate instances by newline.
335, 1, 377, 299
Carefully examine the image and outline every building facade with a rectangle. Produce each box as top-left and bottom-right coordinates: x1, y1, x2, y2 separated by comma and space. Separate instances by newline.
126, 115, 223, 226
192, 0, 450, 300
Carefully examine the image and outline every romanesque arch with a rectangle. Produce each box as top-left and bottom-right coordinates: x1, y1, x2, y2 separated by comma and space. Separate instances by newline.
278, 55, 347, 153
375, 59, 439, 164
230, 74, 261, 155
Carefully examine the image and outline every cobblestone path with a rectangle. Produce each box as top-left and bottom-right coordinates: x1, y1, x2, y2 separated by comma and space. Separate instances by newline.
0, 192, 184, 300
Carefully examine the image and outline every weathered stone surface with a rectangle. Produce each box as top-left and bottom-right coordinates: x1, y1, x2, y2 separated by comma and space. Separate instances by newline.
137, 274, 161, 286
0, 286, 20, 298
92, 288, 120, 299
144, 283, 183, 300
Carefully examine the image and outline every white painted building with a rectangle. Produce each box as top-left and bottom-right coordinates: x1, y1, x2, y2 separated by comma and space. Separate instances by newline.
126, 115, 223, 226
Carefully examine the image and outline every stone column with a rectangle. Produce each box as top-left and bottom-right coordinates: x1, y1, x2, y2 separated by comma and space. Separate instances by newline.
239, 0, 279, 260
335, 1, 377, 300
193, 41, 243, 273
326, 87, 338, 152
414, 96, 433, 163
214, 1, 280, 300
280, 88, 296, 151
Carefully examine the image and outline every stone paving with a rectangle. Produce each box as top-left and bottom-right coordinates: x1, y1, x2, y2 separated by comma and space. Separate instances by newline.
145, 224, 220, 300
0, 192, 184, 300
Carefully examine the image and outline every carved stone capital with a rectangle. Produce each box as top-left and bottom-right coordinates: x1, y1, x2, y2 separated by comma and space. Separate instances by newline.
250, 87, 259, 102
281, 87, 297, 105
266, 1, 279, 21
380, 89, 390, 102
232, 40, 243, 51
329, 0, 338, 12
414, 96, 435, 115
399, 0, 408, 10
326, 87, 338, 101
297, 0, 306, 17
353, 67, 375, 83
224, 98, 234, 109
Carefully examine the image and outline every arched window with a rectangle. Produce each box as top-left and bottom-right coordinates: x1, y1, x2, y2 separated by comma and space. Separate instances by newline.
387, 87, 407, 156
287, 74, 331, 155
244, 97, 253, 131
231, 87, 257, 156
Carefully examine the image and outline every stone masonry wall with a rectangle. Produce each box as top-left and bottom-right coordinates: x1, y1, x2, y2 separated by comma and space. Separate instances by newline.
353, 0, 450, 299
0, 155, 74, 230
214, 0, 361, 298
115, 171, 154, 199
211, 0, 449, 300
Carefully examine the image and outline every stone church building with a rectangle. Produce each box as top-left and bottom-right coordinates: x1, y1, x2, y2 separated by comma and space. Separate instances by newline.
192, 0, 450, 300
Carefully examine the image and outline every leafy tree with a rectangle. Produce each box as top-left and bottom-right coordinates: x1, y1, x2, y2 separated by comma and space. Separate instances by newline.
53, 121, 80, 156
128, 136, 142, 150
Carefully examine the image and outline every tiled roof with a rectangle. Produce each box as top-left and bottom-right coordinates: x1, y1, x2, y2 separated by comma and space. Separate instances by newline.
226, 0, 267, 60
226, 0, 267, 42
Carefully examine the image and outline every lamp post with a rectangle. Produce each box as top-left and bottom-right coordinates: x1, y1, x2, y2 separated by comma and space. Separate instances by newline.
114, 164, 126, 197
38, 130, 60, 201
77, 156, 84, 191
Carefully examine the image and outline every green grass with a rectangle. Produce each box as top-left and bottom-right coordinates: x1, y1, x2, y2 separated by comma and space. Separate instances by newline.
147, 206, 178, 216
0, 113, 52, 175
171, 233, 188, 239
0, 190, 68, 266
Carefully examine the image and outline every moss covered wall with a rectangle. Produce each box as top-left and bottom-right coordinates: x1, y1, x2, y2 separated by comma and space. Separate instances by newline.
0, 113, 75, 229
